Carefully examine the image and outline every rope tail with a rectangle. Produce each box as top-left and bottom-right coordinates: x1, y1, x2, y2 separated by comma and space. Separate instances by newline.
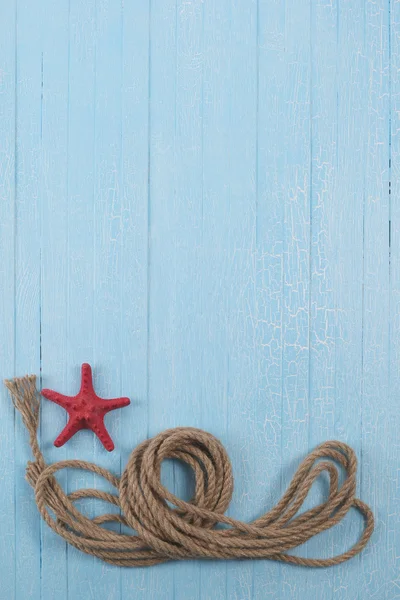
4, 375, 46, 476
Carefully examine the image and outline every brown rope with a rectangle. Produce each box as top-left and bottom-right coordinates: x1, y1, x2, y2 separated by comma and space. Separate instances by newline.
5, 375, 374, 568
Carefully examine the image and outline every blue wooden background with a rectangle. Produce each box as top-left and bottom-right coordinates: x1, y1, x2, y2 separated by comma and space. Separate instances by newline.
0, 1, 399, 598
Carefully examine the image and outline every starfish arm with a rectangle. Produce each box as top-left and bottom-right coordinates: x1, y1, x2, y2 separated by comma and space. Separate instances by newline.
98, 396, 130, 414
89, 418, 115, 452
54, 417, 84, 448
41, 389, 74, 410
79, 363, 95, 394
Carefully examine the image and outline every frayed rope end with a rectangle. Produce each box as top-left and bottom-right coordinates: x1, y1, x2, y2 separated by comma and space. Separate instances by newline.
4, 375, 41, 435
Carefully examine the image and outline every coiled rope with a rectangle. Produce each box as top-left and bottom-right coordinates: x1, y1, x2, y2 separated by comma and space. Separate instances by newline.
5, 375, 374, 567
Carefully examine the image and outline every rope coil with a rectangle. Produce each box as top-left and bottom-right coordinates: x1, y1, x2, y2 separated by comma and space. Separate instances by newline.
5, 375, 374, 568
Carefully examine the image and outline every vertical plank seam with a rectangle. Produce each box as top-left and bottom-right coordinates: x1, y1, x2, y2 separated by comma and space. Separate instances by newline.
334, 0, 339, 579
199, 3, 205, 599
39, 45, 44, 600
13, 2, 18, 598
91, 0, 98, 578
279, 3, 286, 594
65, 0, 71, 596
119, 2, 124, 600
173, 3, 178, 598
388, 0, 392, 580
252, 0, 260, 598
146, 0, 152, 443
360, 0, 367, 569
307, 0, 313, 574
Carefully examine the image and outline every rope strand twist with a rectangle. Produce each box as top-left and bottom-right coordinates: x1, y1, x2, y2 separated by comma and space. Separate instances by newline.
5, 375, 374, 567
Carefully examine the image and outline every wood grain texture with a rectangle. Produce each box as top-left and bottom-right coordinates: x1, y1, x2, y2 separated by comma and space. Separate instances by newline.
390, 3, 400, 598
362, 2, 391, 598
0, 2, 16, 599
14, 1, 42, 598
40, 0, 69, 596
0, 0, 398, 598
64, 2, 98, 598
332, 1, 367, 597
120, 1, 150, 597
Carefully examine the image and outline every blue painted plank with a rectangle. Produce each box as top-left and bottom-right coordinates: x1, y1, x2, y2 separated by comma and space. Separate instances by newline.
146, 0, 177, 597
333, 1, 368, 598
168, 2, 204, 599
199, 4, 232, 598
39, 1, 69, 598
119, 1, 150, 599
279, 0, 312, 597
200, 1, 258, 598
14, 2, 43, 598
362, 1, 391, 598
389, 1, 400, 594
90, 0, 124, 598
64, 0, 98, 597
253, 0, 285, 597
208, 3, 259, 600
307, 1, 338, 597
0, 1, 16, 598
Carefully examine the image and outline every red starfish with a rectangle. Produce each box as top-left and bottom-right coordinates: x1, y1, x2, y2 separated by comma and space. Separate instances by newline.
41, 363, 130, 451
